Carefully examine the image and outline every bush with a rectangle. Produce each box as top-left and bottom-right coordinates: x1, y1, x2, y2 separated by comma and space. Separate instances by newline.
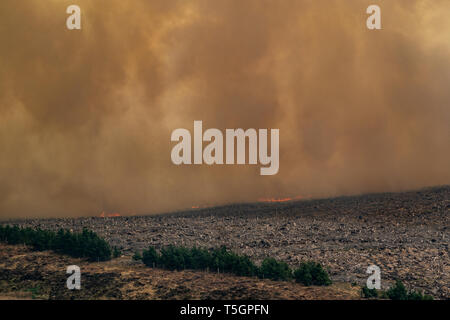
137, 244, 332, 286
387, 280, 433, 300
0, 225, 112, 261
233, 255, 259, 277
210, 246, 258, 277
132, 251, 142, 261
113, 246, 122, 258
142, 246, 160, 267
386, 280, 408, 300
190, 247, 213, 270
293, 261, 332, 286
159, 245, 188, 270
407, 291, 433, 301
140, 245, 258, 277
259, 257, 292, 281
361, 286, 378, 298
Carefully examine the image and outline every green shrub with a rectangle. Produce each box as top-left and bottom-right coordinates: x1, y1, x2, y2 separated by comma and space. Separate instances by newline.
0, 225, 112, 261
233, 255, 259, 277
141, 245, 259, 277
137, 244, 333, 286
386, 280, 408, 300
387, 280, 433, 300
361, 286, 379, 298
113, 246, 122, 258
293, 261, 331, 286
190, 247, 213, 270
259, 257, 292, 281
407, 291, 433, 301
132, 251, 142, 261
210, 246, 258, 277
74, 228, 112, 261
159, 245, 188, 270
142, 246, 160, 267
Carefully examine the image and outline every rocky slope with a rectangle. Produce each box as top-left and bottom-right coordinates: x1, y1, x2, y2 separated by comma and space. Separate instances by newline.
2, 186, 449, 298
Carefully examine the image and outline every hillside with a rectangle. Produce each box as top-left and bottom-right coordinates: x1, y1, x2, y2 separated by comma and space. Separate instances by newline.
1, 186, 449, 299
0, 244, 360, 300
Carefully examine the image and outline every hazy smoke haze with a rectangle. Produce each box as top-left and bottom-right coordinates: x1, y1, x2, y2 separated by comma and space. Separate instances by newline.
1, 0, 449, 218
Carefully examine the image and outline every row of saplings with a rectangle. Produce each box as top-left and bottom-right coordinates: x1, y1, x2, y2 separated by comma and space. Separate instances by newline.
133, 245, 332, 286
0, 225, 120, 262
362, 281, 433, 300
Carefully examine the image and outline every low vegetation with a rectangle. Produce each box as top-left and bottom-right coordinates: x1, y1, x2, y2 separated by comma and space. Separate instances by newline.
293, 261, 332, 286
259, 257, 292, 281
139, 245, 332, 286
0, 224, 115, 261
361, 285, 379, 298
361, 280, 433, 300
1, 225, 435, 299
386, 280, 433, 300
142, 245, 258, 277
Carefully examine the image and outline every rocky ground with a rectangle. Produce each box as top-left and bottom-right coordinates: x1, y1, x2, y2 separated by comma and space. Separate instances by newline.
1, 186, 449, 299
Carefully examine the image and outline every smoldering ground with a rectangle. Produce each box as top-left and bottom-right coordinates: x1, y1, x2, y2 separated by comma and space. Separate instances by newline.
0, 0, 449, 218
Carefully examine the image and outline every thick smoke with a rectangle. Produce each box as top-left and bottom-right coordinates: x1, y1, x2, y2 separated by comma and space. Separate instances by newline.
0, 0, 449, 218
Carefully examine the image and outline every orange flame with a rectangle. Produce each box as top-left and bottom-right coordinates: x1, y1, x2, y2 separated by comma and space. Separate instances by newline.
99, 211, 121, 218
190, 204, 215, 210
258, 195, 304, 203
190, 195, 308, 209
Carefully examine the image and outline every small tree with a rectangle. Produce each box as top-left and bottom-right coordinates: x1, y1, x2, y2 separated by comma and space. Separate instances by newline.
259, 258, 292, 281
142, 247, 160, 268
190, 247, 212, 270
386, 280, 408, 300
0, 225, 112, 261
132, 251, 143, 261
361, 285, 378, 298
293, 261, 332, 286
113, 246, 122, 258
387, 280, 433, 300
159, 245, 186, 270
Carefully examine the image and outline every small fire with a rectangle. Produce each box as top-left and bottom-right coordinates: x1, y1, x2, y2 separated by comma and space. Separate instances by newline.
258, 195, 304, 203
190, 203, 216, 210
190, 195, 308, 209
190, 195, 307, 209
99, 211, 121, 218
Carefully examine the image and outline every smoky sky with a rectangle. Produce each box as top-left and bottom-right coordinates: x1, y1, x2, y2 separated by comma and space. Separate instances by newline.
0, 0, 449, 218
